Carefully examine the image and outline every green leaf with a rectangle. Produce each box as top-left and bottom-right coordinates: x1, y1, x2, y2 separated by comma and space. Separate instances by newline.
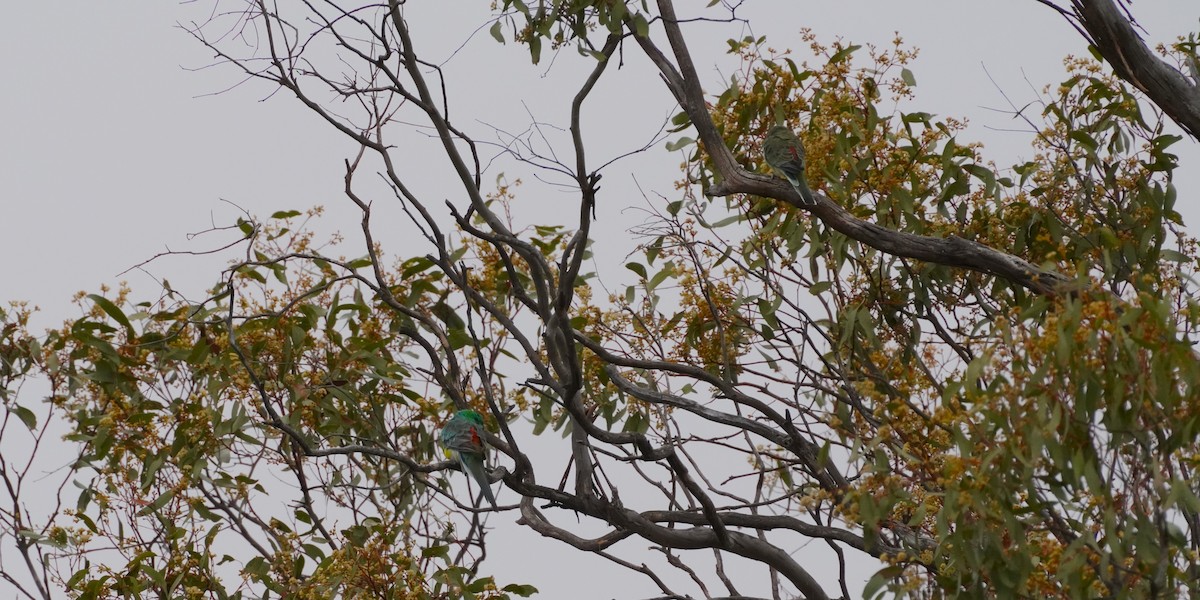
244, 556, 269, 578
238, 266, 266, 283
489, 20, 505, 44
502, 583, 540, 597
664, 136, 694, 151
632, 13, 650, 38
447, 328, 472, 350
88, 295, 133, 334
863, 565, 905, 599
346, 257, 373, 270
12, 405, 37, 430
1068, 130, 1098, 153
900, 68, 916, 86
528, 35, 542, 64
648, 262, 675, 290
709, 213, 745, 228
963, 163, 996, 187
467, 576, 495, 593
270, 210, 302, 219
136, 488, 178, 516
1161, 249, 1190, 263
829, 44, 861, 64
623, 410, 649, 433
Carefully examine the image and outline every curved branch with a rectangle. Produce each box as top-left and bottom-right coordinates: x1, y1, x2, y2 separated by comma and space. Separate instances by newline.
512, 479, 830, 599
1071, 0, 1200, 139
604, 366, 844, 492
636, 0, 1077, 296
578, 335, 849, 492
641, 510, 891, 556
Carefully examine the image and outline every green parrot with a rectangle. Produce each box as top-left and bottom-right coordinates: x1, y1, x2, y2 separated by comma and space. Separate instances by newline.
439, 409, 498, 508
763, 125, 817, 206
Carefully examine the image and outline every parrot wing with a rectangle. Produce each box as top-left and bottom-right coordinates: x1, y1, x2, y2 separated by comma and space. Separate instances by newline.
440, 413, 497, 508
764, 128, 817, 206
440, 415, 485, 454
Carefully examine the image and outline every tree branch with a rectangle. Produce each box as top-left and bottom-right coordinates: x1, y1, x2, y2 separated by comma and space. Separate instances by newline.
635, 0, 1077, 296
1071, 0, 1200, 139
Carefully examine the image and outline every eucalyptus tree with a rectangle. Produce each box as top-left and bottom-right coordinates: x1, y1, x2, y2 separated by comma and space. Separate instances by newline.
2, 1, 1199, 598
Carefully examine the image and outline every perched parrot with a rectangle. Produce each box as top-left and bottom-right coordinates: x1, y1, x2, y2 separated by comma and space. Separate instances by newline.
763, 125, 817, 206
439, 409, 498, 508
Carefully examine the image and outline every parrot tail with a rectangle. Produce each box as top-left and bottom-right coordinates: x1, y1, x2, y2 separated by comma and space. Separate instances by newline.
796, 184, 817, 206
460, 453, 498, 508
790, 174, 817, 207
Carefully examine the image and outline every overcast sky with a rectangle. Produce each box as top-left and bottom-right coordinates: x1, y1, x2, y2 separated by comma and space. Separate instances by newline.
2, 1, 1197, 597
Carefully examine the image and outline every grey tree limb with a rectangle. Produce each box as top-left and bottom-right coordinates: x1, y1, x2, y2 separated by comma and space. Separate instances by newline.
1071, 0, 1200, 139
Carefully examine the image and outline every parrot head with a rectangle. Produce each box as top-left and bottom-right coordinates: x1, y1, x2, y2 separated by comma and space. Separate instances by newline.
456, 409, 485, 426
766, 125, 795, 142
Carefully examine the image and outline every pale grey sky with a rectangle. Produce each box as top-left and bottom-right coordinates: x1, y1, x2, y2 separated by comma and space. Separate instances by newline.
1, 2, 1197, 598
